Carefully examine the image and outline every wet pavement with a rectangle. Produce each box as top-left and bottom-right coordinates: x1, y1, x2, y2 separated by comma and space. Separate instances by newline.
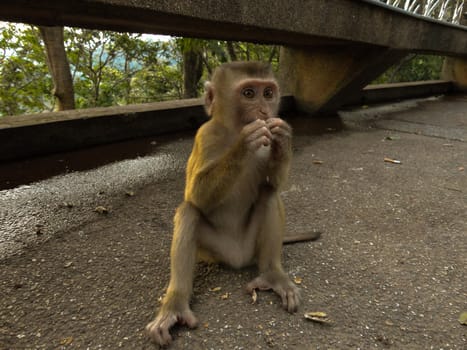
0, 94, 466, 349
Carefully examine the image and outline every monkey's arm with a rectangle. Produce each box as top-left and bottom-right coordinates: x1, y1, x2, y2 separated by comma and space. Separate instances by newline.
185, 124, 246, 213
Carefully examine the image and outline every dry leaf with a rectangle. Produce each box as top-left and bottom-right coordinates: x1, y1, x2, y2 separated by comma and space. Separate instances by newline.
210, 287, 222, 292
125, 190, 135, 197
221, 292, 230, 300
384, 157, 401, 164
60, 336, 73, 345
304, 311, 332, 324
94, 206, 109, 214
312, 160, 324, 165
293, 276, 303, 285
251, 289, 258, 304
385, 135, 400, 141
459, 311, 467, 325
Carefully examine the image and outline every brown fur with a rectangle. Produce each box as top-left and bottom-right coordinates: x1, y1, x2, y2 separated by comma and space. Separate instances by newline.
146, 62, 304, 346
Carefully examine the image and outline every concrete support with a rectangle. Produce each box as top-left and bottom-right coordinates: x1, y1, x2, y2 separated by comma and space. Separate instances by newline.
441, 14, 467, 92
279, 46, 408, 115
442, 57, 467, 91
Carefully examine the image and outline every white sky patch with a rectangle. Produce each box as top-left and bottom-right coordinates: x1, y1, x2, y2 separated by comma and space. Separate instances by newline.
1, 21, 173, 42
141, 33, 172, 42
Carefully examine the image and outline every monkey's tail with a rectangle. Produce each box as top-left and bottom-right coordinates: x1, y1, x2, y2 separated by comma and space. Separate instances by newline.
283, 231, 322, 244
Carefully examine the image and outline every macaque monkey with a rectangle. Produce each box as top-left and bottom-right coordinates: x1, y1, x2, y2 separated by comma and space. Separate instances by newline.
146, 61, 319, 346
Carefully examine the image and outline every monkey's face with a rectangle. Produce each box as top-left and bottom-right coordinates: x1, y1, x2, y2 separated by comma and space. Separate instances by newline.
234, 78, 280, 124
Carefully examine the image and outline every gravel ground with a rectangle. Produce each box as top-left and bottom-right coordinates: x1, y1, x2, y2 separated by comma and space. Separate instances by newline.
1, 95, 466, 349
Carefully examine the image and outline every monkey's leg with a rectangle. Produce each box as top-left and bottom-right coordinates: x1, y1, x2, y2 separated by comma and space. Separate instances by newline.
146, 202, 199, 346
246, 188, 300, 313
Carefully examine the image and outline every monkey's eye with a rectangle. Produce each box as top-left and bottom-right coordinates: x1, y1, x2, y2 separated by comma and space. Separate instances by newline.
242, 88, 256, 99
263, 87, 274, 99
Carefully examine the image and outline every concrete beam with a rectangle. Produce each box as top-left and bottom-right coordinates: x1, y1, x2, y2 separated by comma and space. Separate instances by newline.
0, 0, 466, 57
279, 46, 410, 114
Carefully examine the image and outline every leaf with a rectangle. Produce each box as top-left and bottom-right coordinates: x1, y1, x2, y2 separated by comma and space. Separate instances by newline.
251, 289, 258, 304
60, 336, 73, 345
384, 157, 401, 164
293, 276, 303, 285
94, 206, 109, 214
459, 312, 467, 325
304, 311, 332, 324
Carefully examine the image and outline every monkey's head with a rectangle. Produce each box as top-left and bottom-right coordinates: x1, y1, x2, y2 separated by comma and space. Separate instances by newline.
204, 61, 280, 126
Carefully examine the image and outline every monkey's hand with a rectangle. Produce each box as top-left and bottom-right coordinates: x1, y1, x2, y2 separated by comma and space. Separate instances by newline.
241, 119, 273, 152
266, 117, 292, 160
145, 303, 198, 346
246, 271, 300, 313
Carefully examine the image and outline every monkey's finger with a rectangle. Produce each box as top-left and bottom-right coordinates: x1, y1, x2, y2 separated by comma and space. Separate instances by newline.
156, 316, 177, 345
145, 319, 172, 346
279, 289, 289, 310
245, 127, 272, 149
157, 320, 174, 345
243, 122, 272, 141
244, 118, 268, 133
266, 118, 291, 131
287, 289, 300, 313
270, 126, 291, 138
181, 310, 198, 329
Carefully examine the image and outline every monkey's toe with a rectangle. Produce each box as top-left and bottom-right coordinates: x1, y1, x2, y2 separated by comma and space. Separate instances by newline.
145, 323, 169, 346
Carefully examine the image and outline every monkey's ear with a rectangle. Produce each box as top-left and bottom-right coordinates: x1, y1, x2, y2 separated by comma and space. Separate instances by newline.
204, 81, 215, 117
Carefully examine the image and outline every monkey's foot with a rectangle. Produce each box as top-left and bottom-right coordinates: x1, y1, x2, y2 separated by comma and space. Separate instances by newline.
246, 272, 300, 313
145, 308, 198, 346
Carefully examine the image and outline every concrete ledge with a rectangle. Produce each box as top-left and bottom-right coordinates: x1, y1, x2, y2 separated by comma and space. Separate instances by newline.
0, 84, 454, 162
0, 99, 207, 162
0, 96, 296, 162
355, 80, 455, 106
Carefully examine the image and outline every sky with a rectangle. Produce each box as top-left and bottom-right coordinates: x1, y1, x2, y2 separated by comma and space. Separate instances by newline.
0, 21, 173, 42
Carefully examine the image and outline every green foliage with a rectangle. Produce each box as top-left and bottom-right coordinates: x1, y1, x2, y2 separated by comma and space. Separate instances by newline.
373, 54, 444, 84
0, 24, 52, 116
0, 23, 282, 116
0, 22, 449, 117
174, 38, 279, 97
65, 29, 177, 108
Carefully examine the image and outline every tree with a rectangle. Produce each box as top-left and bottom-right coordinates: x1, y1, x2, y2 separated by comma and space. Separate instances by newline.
39, 26, 75, 110
0, 23, 281, 116
373, 55, 444, 84
0, 23, 52, 117
177, 38, 204, 99
175, 38, 280, 99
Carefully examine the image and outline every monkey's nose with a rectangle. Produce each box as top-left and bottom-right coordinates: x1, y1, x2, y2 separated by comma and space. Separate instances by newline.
258, 109, 269, 120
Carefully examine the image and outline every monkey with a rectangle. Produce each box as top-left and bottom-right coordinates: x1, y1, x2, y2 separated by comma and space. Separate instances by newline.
145, 61, 320, 346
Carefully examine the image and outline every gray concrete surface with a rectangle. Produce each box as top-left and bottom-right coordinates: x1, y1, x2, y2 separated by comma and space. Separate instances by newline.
0, 95, 466, 349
